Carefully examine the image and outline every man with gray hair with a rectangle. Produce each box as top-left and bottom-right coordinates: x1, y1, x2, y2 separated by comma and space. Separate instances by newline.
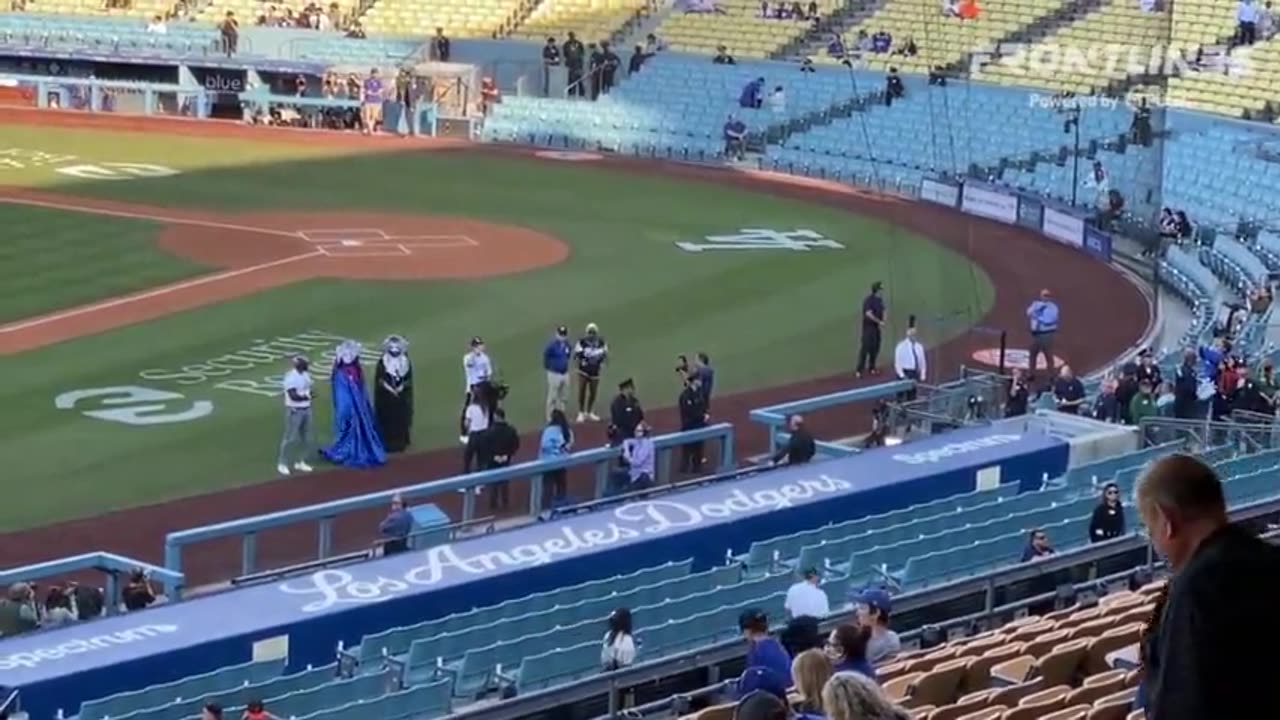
1134, 454, 1280, 720
277, 355, 314, 475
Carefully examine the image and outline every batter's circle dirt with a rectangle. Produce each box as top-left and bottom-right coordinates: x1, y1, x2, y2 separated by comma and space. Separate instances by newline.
157, 211, 569, 280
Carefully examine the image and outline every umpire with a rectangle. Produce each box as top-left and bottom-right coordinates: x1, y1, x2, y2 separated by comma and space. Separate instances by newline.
856, 281, 886, 377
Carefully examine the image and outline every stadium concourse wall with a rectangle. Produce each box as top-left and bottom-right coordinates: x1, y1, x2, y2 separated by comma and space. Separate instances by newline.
0, 425, 1069, 720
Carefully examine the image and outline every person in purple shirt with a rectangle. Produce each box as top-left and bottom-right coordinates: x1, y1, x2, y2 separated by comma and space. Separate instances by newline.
739, 608, 792, 681
739, 76, 764, 108
723, 114, 747, 160
360, 67, 385, 135
871, 29, 892, 52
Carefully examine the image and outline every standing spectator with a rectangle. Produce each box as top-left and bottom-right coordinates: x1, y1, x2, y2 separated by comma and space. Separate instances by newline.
1094, 375, 1121, 423
713, 44, 736, 64
1021, 528, 1056, 561
1258, 360, 1278, 412
1136, 454, 1280, 720
883, 67, 904, 106
1026, 288, 1059, 380
461, 336, 496, 440
359, 67, 384, 135
825, 624, 876, 679
601, 608, 636, 670
1089, 482, 1126, 543
42, 586, 77, 627
1199, 337, 1226, 383
122, 569, 157, 611
740, 76, 765, 109
277, 355, 314, 476
609, 378, 645, 444
853, 588, 901, 664
1116, 362, 1140, 424
1260, 0, 1276, 38
219, 11, 238, 56
1173, 349, 1200, 419
543, 325, 572, 419
1233, 365, 1269, 414
822, 672, 911, 720
723, 114, 748, 159
541, 36, 561, 93
74, 585, 104, 621
740, 608, 792, 680
600, 41, 620, 94
791, 650, 833, 716
644, 33, 664, 53
574, 323, 608, 422
484, 408, 520, 511
784, 567, 830, 620
1137, 349, 1162, 387
1130, 379, 1158, 432
678, 374, 710, 473
1005, 368, 1030, 417
563, 32, 585, 97
692, 352, 715, 409
0, 583, 38, 636
378, 495, 411, 555
771, 414, 815, 465
1238, 0, 1259, 44
892, 325, 926, 401
431, 27, 451, 62
587, 42, 603, 99
1053, 365, 1085, 414
628, 43, 646, 75
619, 422, 656, 492
461, 394, 489, 473
540, 409, 573, 503
856, 281, 886, 376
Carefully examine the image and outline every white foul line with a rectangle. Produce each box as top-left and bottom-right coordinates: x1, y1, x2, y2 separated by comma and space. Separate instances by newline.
0, 195, 306, 239
0, 251, 325, 334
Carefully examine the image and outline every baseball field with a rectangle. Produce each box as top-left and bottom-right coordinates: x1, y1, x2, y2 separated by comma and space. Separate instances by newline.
0, 110, 1151, 582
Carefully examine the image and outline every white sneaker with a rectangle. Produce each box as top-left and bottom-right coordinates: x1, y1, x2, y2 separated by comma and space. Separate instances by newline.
294, 461, 313, 473
576, 412, 586, 422
277, 463, 291, 476
459, 435, 469, 445
587, 412, 601, 421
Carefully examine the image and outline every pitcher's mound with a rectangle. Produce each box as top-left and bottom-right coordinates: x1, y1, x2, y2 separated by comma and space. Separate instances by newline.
158, 211, 569, 280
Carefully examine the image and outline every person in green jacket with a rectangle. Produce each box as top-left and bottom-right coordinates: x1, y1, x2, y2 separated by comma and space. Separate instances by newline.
1130, 380, 1159, 443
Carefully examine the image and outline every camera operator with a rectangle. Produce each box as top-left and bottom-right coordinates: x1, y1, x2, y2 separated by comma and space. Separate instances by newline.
122, 569, 157, 612
863, 400, 890, 449
770, 414, 815, 465
0, 582, 39, 636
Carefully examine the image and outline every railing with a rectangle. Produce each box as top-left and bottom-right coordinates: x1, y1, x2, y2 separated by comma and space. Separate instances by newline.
0, 552, 186, 617
162, 423, 735, 594
1139, 415, 1273, 452
443, 493, 1280, 720
748, 379, 913, 457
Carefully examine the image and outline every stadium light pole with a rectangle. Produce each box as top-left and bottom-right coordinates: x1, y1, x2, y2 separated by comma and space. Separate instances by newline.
1066, 105, 1082, 207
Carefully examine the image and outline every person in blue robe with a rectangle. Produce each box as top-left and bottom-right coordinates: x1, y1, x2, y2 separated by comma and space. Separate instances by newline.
321, 340, 387, 468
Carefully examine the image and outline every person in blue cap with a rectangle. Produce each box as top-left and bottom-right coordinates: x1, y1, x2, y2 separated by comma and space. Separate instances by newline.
852, 588, 901, 664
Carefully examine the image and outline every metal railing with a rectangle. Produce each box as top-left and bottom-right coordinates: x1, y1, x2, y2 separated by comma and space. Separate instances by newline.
0, 552, 186, 618
1138, 415, 1273, 452
161, 423, 734, 594
748, 379, 914, 457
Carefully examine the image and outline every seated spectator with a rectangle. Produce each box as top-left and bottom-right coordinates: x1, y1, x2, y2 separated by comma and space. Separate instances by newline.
1021, 527, 1056, 561
807, 0, 818, 16
800, 57, 817, 72
1174, 210, 1193, 241
927, 65, 948, 85
883, 67, 904, 106
791, 649, 833, 716
740, 76, 765, 108
0, 583, 39, 637
723, 114, 748, 159
644, 33, 665, 54
1090, 482, 1127, 543
1139, 0, 1157, 11
827, 32, 846, 59
854, 29, 873, 54
871, 29, 892, 52
735, 673, 792, 720
122, 569, 157, 611
825, 624, 876, 680
853, 588, 901, 664
771, 414, 815, 465
146, 14, 167, 33
1157, 207, 1178, 246
628, 44, 647, 75
893, 35, 918, 55
740, 608, 792, 680
345, 20, 365, 38
619, 422, 656, 492
242, 700, 280, 720
767, 84, 786, 114
957, 0, 980, 18
378, 494, 411, 555
942, 0, 959, 15
74, 584, 105, 620
1250, 285, 1273, 314
822, 672, 912, 720
760, 0, 770, 16
43, 586, 77, 627
601, 608, 636, 670
780, 615, 824, 657
713, 45, 737, 64
790, 1, 804, 17
201, 704, 223, 720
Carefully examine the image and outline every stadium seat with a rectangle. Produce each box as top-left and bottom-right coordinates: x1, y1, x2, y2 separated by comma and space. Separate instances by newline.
77, 659, 286, 720
1085, 688, 1137, 720
901, 657, 968, 708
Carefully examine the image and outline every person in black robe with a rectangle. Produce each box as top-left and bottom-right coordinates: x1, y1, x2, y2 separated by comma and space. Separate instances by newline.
375, 335, 413, 452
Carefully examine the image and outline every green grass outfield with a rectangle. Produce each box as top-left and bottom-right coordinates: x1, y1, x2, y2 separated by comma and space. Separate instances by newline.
0, 126, 994, 530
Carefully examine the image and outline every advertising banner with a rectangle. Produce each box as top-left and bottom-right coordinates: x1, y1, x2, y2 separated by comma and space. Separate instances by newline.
1042, 207, 1086, 248
1083, 225, 1113, 262
961, 183, 1018, 224
921, 178, 960, 208
1017, 193, 1044, 231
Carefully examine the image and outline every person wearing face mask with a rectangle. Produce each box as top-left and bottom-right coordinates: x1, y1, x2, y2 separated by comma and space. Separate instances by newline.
374, 335, 413, 453
1089, 482, 1126, 542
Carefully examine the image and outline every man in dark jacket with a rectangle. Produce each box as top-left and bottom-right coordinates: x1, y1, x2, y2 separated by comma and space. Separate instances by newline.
1172, 349, 1199, 419
1137, 454, 1280, 720
678, 375, 709, 473
1005, 369, 1029, 417
587, 42, 604, 100
484, 408, 520, 511
431, 27, 451, 62
1115, 362, 1140, 424
563, 32, 585, 96
599, 41, 620, 94
627, 43, 646, 75
771, 414, 816, 465
609, 378, 645, 443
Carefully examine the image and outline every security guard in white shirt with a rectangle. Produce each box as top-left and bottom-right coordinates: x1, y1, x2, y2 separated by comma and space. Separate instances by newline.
461, 336, 496, 442
894, 324, 926, 402
784, 567, 830, 619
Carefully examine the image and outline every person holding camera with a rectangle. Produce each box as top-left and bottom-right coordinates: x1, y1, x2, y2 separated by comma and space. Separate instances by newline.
122, 569, 157, 612
0, 582, 39, 636
678, 374, 710, 473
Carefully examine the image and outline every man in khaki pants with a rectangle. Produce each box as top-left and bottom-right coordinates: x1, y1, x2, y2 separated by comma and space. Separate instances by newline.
542, 324, 573, 419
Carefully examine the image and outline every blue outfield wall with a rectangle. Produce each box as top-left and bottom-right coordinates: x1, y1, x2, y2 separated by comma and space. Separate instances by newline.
0, 425, 1068, 720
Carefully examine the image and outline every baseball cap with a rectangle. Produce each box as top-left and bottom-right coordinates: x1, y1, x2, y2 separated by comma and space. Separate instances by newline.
737, 666, 789, 701
734, 689, 788, 720
556, 325, 568, 336
853, 587, 893, 615
470, 336, 484, 347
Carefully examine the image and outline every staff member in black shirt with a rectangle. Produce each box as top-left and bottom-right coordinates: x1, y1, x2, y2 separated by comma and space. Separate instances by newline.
599, 41, 620, 95
1005, 368, 1029, 417
771, 414, 816, 465
1136, 454, 1280, 720
1052, 364, 1085, 414
1172, 350, 1199, 419
609, 378, 644, 443
678, 374, 709, 473
856, 281, 886, 377
1088, 482, 1125, 542
431, 27, 451, 62
484, 408, 520, 511
562, 32, 585, 96
1136, 349, 1162, 387
587, 42, 603, 100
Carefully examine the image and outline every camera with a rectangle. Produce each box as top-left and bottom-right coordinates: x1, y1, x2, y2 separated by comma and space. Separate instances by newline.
493, 380, 510, 400
675, 355, 689, 374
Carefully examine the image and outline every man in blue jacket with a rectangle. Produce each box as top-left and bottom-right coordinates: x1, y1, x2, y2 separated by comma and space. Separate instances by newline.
543, 324, 572, 420
1026, 288, 1059, 382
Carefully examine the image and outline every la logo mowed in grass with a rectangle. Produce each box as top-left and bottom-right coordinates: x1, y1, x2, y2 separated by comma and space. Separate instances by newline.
676, 228, 844, 253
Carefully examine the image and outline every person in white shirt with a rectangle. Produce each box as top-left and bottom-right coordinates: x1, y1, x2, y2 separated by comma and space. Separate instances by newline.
277, 355, 315, 475
461, 395, 490, 473
1238, 0, 1259, 44
784, 567, 830, 619
767, 85, 786, 115
893, 324, 926, 401
601, 608, 637, 670
461, 336, 495, 442
146, 15, 167, 33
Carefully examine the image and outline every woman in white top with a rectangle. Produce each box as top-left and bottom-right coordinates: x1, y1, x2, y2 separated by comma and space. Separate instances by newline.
601, 608, 637, 671
42, 586, 78, 627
